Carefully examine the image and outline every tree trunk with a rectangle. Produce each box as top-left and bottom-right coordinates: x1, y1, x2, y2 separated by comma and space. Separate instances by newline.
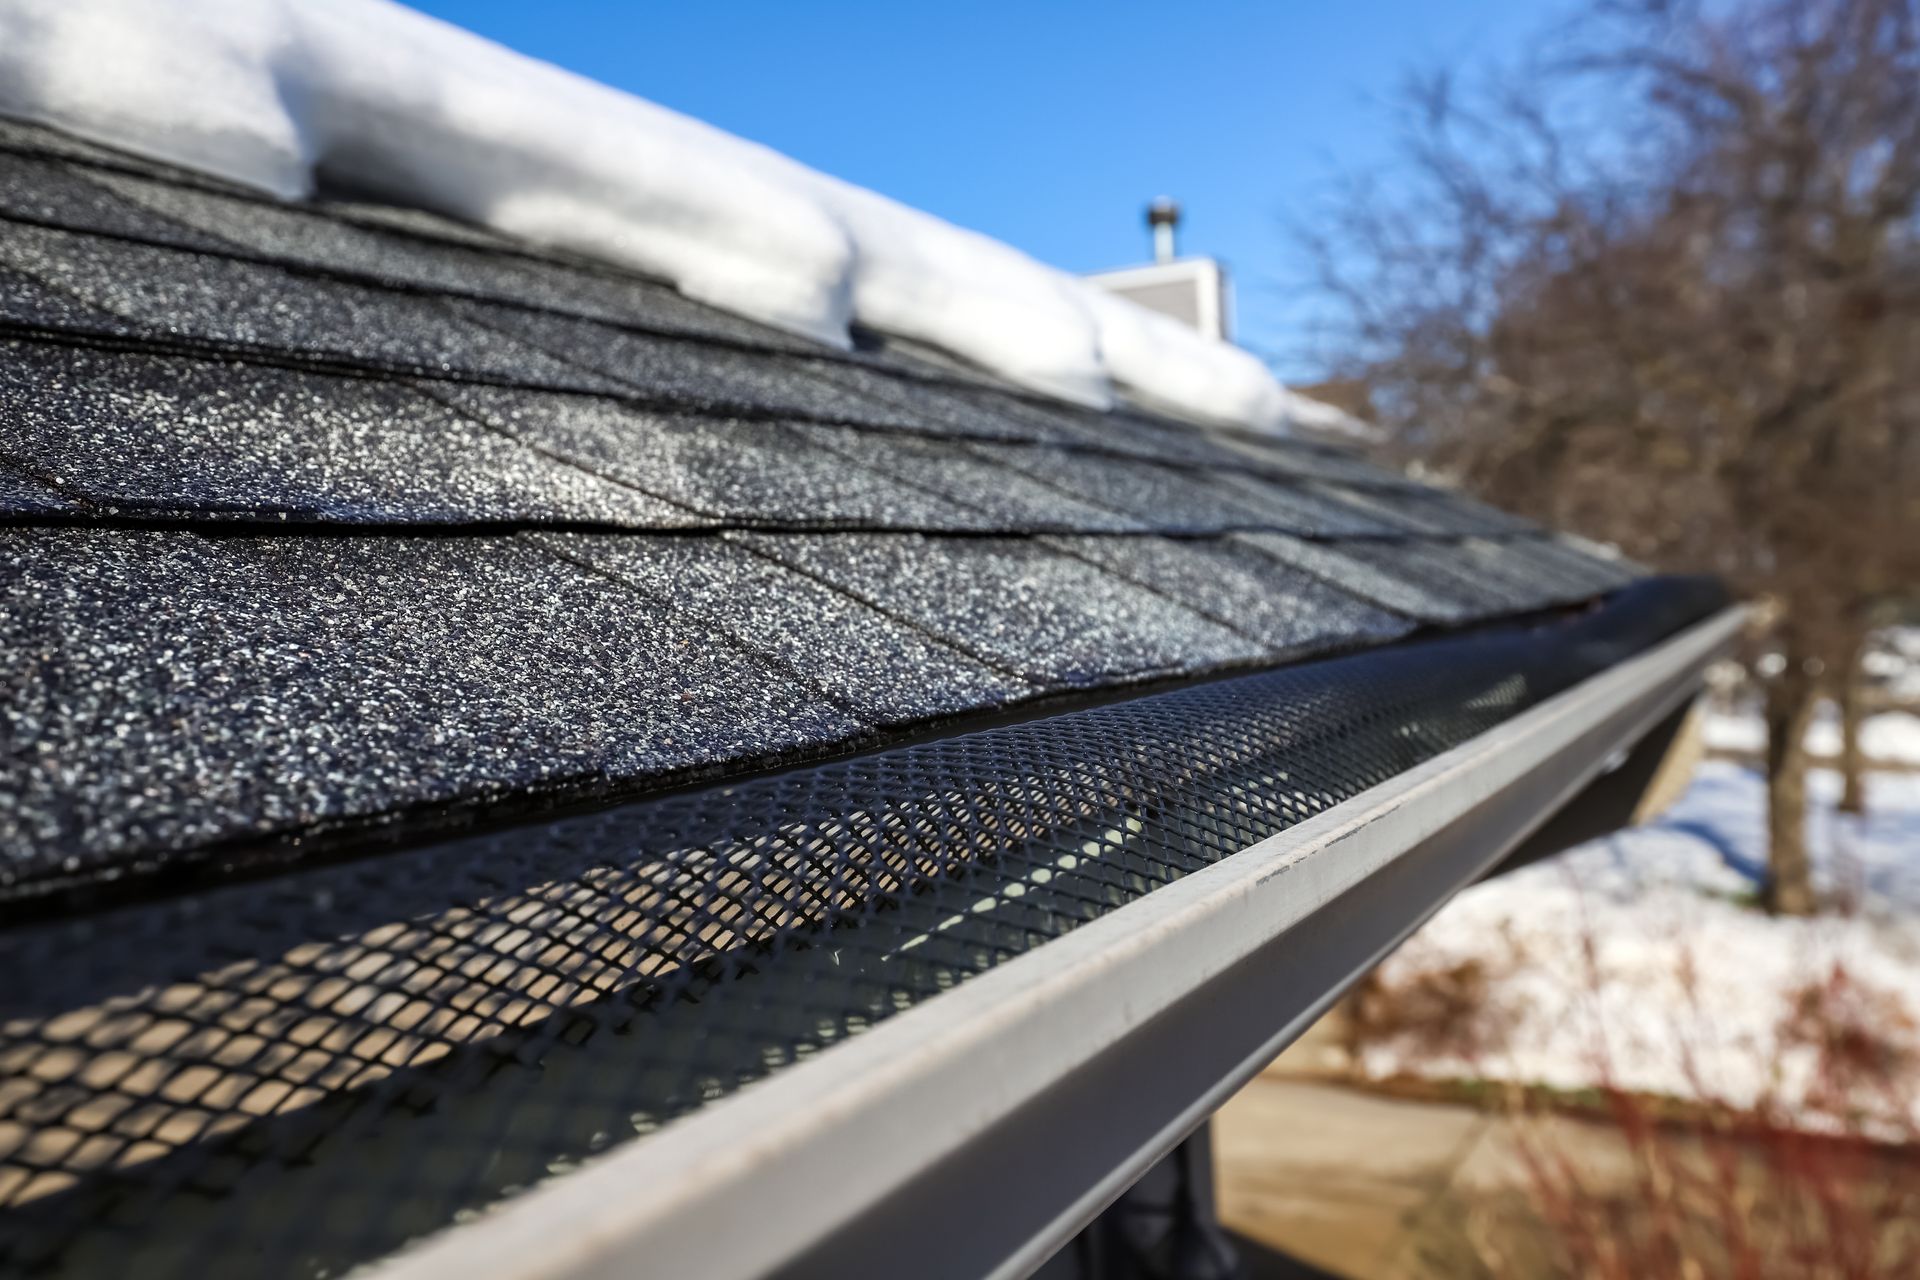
1762, 656, 1822, 916
1837, 636, 1869, 816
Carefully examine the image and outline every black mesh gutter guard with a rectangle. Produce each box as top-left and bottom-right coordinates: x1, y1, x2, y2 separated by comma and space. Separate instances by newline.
374, 588, 1742, 1280
0, 578, 1736, 1280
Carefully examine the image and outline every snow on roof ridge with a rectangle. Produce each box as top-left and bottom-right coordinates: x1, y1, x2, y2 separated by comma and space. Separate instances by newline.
1281, 393, 1384, 441
0, 0, 1297, 433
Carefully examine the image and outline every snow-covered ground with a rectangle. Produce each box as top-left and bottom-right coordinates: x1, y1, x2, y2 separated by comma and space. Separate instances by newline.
1703, 704, 1920, 766
1869, 626, 1920, 703
1362, 736, 1920, 1136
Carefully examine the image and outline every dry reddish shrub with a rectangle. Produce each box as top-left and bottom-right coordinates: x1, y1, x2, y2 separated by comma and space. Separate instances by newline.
1346, 954, 1519, 1066
1776, 964, 1919, 1123
1478, 1089, 1920, 1280
1442, 957, 1920, 1279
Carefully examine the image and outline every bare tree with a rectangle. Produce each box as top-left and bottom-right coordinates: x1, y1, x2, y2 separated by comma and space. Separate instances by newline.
1302, 0, 1920, 913
1836, 618, 1880, 815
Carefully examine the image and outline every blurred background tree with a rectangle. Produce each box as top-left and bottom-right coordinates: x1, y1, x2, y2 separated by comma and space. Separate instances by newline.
1300, 0, 1920, 913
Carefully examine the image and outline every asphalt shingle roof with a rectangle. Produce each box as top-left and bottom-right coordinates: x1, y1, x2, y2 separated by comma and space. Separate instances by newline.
0, 117, 1643, 899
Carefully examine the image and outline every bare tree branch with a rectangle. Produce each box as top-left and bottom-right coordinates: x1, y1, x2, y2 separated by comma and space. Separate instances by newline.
1298, 0, 1920, 913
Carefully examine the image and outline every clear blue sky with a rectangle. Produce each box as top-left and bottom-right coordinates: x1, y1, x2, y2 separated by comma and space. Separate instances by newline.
407, 1, 1542, 378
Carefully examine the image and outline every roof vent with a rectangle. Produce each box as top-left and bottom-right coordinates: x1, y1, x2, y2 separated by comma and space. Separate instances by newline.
1147, 196, 1181, 263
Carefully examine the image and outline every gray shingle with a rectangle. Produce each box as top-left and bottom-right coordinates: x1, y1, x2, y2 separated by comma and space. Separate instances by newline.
542, 533, 1035, 724
0, 155, 232, 248
1412, 488, 1540, 535
0, 339, 690, 525
81, 167, 574, 292
1234, 532, 1481, 624
0, 224, 621, 388
0, 263, 134, 333
1046, 535, 1414, 655
513, 263, 838, 353
1312, 484, 1538, 537
1103, 410, 1267, 467
801, 358, 1052, 441
314, 198, 533, 252
433, 385, 987, 528
971, 446, 1281, 532
1391, 536, 1630, 612
855, 331, 1027, 392
1205, 471, 1407, 536
0, 116, 244, 187
0, 461, 72, 515
1441, 538, 1589, 608
740, 533, 1263, 685
769, 350, 1267, 463
449, 299, 911, 423
1353, 539, 1545, 615
1205, 432, 1415, 487
0, 528, 862, 876
793, 427, 1143, 531
966, 392, 1248, 467
82, 167, 837, 352
1290, 484, 1424, 534
1504, 536, 1638, 595
1268, 537, 1591, 622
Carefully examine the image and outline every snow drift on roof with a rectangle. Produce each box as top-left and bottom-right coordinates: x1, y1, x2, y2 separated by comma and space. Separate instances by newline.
0, 0, 1300, 432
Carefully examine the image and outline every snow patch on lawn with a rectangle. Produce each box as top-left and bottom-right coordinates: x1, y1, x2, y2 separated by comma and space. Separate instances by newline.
1364, 762, 1920, 1135
1703, 706, 1920, 766
0, 0, 1298, 431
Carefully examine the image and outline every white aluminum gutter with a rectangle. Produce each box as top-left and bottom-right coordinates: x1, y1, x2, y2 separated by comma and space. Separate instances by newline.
372, 605, 1746, 1280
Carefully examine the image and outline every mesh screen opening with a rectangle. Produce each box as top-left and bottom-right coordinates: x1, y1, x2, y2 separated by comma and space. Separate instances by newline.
0, 577, 1725, 1279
